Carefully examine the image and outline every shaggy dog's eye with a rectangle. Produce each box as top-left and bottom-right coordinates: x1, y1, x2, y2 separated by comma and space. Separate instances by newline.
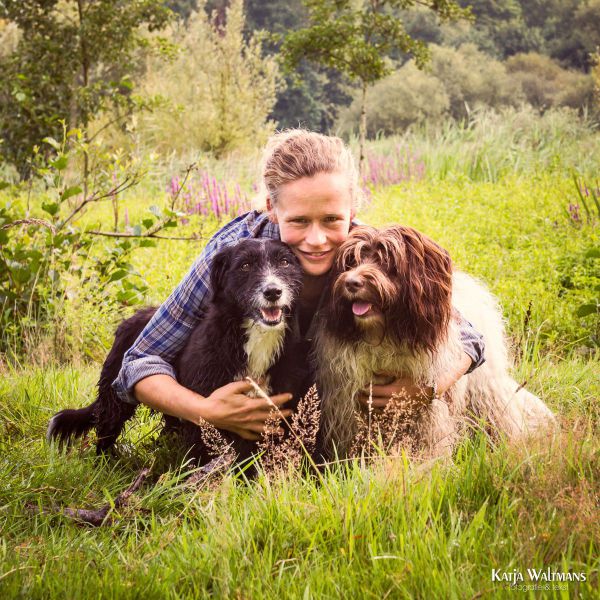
240, 262, 251, 271
344, 256, 356, 269
279, 258, 290, 267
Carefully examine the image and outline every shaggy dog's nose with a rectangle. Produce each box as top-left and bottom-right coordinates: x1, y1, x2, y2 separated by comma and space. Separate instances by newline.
263, 286, 282, 302
344, 275, 364, 293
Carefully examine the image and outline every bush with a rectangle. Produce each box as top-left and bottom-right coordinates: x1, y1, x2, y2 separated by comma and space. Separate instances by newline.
337, 45, 597, 138
132, 0, 280, 158
337, 62, 449, 137
337, 44, 519, 136
506, 52, 595, 111
429, 44, 520, 118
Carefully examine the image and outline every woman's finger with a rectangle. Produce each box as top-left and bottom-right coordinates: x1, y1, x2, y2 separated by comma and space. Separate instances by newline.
358, 394, 391, 409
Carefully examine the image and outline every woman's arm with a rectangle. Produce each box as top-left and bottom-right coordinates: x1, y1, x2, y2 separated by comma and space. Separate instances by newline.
111, 212, 284, 435
134, 375, 293, 441
359, 316, 485, 407
358, 351, 473, 408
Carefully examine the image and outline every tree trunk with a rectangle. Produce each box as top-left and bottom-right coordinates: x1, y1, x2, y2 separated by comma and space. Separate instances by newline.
76, 0, 90, 200
358, 80, 368, 178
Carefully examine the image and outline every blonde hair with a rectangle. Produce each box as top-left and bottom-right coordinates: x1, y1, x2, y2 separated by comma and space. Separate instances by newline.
257, 129, 363, 211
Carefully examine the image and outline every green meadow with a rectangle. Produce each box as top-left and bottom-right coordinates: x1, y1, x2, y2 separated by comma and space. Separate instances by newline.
1, 118, 599, 598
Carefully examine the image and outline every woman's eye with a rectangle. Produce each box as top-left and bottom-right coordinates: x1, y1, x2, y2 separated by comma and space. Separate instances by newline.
241, 262, 251, 271
279, 258, 289, 267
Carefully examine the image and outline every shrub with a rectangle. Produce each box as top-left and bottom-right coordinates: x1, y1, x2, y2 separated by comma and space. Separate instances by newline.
429, 44, 520, 118
337, 62, 449, 137
0, 130, 188, 362
337, 44, 519, 136
133, 0, 280, 158
506, 52, 595, 111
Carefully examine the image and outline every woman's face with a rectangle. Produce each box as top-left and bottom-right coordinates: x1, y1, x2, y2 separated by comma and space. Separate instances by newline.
268, 172, 354, 277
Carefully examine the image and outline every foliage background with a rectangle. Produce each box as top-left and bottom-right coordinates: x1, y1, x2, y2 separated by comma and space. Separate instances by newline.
0, 1, 598, 597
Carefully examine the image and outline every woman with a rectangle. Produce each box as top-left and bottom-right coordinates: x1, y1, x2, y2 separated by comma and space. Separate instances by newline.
112, 130, 484, 442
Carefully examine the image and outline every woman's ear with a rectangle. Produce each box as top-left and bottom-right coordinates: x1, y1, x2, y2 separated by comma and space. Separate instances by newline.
266, 196, 278, 223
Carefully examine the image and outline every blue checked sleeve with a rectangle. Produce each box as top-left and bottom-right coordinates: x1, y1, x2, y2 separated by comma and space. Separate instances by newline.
458, 315, 486, 373
112, 211, 271, 404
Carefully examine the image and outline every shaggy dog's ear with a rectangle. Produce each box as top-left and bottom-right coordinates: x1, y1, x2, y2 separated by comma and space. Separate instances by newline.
387, 226, 453, 352
210, 244, 234, 295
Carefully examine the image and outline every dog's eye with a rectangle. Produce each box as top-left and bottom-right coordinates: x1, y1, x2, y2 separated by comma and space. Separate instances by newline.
240, 262, 251, 271
279, 258, 290, 267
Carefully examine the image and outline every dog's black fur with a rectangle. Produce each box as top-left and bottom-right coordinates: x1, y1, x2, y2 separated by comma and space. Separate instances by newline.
47, 238, 309, 466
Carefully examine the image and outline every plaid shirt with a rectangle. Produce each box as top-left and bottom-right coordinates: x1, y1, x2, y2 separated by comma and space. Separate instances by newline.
113, 210, 485, 403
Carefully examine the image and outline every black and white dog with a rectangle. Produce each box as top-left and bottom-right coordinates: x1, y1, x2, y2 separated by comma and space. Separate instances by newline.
47, 238, 306, 465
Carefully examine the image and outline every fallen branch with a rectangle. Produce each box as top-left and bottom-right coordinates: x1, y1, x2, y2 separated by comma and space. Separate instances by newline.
27, 468, 150, 527
185, 455, 233, 486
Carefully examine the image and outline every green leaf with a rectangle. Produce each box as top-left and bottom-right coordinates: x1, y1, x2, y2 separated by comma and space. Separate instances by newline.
60, 186, 82, 201
43, 137, 61, 151
138, 239, 156, 248
576, 303, 598, 317
142, 218, 154, 229
50, 155, 68, 171
42, 202, 60, 216
149, 205, 163, 218
584, 248, 600, 259
108, 269, 128, 282
0, 182, 10, 191
11, 265, 32, 284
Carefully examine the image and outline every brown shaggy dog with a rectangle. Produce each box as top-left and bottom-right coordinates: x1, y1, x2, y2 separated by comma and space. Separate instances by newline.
314, 225, 556, 458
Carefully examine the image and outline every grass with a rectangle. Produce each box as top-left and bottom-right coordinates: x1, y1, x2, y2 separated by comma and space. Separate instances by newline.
1, 111, 599, 597
0, 360, 598, 599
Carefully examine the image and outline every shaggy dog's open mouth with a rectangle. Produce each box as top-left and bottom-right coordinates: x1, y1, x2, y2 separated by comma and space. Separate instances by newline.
351, 300, 375, 318
340, 293, 383, 322
256, 304, 292, 327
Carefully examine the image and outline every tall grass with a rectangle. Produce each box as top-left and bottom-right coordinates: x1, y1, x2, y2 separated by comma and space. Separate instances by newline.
353, 106, 600, 182
1, 114, 599, 594
0, 358, 597, 598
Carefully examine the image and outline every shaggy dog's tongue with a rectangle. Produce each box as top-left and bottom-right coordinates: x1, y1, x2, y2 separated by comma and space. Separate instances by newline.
352, 302, 372, 316
261, 307, 282, 322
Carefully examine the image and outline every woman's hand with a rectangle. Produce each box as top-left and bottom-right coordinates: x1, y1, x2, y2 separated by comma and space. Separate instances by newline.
357, 352, 473, 411
358, 376, 433, 410
202, 380, 293, 441
133, 375, 292, 441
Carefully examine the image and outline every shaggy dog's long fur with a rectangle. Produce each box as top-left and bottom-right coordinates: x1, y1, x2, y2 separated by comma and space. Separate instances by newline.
47, 239, 306, 465
315, 225, 556, 457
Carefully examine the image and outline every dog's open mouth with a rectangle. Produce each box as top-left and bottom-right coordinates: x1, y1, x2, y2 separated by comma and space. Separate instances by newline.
352, 301, 372, 317
259, 306, 284, 326
350, 300, 383, 320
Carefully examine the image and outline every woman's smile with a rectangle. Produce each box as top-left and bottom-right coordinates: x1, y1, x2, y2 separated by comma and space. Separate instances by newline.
267, 172, 354, 277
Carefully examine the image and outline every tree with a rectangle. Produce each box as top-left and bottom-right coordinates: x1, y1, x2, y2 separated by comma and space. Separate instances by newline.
0, 1, 173, 180
280, 0, 469, 172
241, 0, 353, 131
137, 0, 280, 156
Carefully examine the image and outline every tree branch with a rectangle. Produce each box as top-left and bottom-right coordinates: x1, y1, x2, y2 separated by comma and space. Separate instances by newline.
86, 230, 205, 241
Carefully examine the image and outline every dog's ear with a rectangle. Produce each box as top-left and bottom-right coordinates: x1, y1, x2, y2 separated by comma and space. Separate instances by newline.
387, 226, 453, 352
210, 244, 234, 295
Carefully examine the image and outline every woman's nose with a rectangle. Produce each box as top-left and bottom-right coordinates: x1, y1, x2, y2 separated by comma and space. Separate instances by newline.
305, 224, 326, 246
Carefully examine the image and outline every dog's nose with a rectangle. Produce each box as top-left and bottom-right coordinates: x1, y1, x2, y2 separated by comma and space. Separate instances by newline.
263, 286, 282, 302
344, 275, 364, 293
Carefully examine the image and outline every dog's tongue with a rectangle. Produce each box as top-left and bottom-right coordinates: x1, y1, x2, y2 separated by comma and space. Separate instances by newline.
352, 302, 372, 316
261, 307, 282, 322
